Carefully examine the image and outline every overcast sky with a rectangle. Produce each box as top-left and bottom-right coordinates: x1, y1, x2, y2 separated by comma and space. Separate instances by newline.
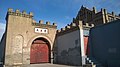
0, 0, 120, 40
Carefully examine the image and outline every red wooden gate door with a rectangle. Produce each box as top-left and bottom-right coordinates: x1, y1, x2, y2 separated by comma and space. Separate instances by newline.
30, 39, 49, 64
84, 36, 88, 55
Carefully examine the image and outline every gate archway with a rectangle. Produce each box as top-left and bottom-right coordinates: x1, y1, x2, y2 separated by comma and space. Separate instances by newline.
30, 38, 51, 64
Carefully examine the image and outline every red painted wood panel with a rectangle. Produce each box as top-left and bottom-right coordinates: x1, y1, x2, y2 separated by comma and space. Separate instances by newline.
30, 40, 49, 64
84, 37, 88, 55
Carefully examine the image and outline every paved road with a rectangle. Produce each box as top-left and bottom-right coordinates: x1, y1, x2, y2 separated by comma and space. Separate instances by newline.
28, 63, 81, 67
2, 63, 82, 67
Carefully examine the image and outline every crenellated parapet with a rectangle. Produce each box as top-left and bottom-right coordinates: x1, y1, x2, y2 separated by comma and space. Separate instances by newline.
32, 20, 57, 28
7, 8, 33, 18
57, 20, 94, 36
70, 22, 76, 27
57, 21, 82, 36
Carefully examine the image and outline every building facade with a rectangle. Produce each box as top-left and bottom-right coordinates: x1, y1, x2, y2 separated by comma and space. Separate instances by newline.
54, 20, 93, 66
0, 9, 57, 66
76, 5, 120, 26
0, 6, 120, 67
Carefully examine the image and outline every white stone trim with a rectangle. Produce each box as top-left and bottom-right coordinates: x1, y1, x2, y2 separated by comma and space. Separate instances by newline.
79, 27, 86, 65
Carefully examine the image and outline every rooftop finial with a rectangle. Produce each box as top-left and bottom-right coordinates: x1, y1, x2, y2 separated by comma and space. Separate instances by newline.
101, 8, 103, 12
71, 23, 76, 27
53, 23, 57, 26
101, 8, 104, 14
104, 9, 107, 14
15, 9, 20, 13
22, 10, 26, 14
65, 26, 70, 29
93, 7, 97, 13
61, 28, 65, 31
81, 5, 84, 8
39, 20, 44, 24
8, 8, 13, 12
29, 12, 33, 16
112, 11, 115, 16
73, 18, 76, 23
33, 20, 36, 23
46, 21, 50, 25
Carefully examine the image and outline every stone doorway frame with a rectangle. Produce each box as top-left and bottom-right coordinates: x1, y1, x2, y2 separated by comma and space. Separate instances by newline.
23, 35, 53, 64
30, 37, 51, 63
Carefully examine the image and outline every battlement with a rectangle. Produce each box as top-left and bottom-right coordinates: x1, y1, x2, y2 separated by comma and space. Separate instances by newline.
7, 8, 33, 18
32, 20, 57, 28
57, 21, 94, 35
57, 21, 81, 33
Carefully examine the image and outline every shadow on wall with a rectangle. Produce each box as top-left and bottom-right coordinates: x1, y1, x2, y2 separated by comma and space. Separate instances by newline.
57, 46, 82, 66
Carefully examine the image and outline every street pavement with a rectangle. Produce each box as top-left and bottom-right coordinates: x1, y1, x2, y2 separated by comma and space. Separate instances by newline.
28, 63, 82, 67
